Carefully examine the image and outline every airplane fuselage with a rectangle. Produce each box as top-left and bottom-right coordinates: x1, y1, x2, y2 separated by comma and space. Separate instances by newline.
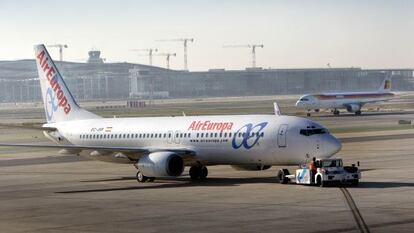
296, 92, 394, 110
45, 115, 341, 166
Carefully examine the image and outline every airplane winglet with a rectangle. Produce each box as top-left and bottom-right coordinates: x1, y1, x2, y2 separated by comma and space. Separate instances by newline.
274, 102, 282, 116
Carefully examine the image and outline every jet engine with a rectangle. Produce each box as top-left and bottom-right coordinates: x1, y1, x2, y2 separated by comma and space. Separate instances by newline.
231, 165, 272, 171
137, 152, 184, 177
346, 104, 361, 113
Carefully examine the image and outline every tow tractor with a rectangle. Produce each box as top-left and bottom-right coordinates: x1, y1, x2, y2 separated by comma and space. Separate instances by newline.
278, 158, 361, 187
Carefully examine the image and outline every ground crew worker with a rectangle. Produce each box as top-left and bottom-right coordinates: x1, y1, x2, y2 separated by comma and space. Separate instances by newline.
309, 157, 317, 183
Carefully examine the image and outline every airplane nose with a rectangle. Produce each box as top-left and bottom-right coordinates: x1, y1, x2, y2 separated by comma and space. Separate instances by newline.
323, 135, 342, 158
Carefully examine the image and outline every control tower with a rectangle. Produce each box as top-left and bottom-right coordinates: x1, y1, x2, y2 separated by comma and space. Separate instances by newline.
87, 50, 104, 64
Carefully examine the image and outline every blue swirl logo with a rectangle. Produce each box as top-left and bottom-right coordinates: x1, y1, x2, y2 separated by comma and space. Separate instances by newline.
232, 122, 268, 149
45, 87, 58, 121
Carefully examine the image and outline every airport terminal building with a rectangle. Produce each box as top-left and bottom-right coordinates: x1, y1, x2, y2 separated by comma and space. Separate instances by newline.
0, 57, 412, 103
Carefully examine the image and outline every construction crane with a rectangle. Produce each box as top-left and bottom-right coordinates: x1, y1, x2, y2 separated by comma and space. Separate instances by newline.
154, 53, 176, 69
130, 48, 158, 66
223, 44, 264, 68
156, 38, 194, 70
47, 44, 68, 62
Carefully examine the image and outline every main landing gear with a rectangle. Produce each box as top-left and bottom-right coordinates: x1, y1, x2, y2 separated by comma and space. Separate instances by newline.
136, 171, 155, 183
333, 109, 340, 116
135, 165, 209, 183
306, 109, 320, 117
189, 165, 208, 180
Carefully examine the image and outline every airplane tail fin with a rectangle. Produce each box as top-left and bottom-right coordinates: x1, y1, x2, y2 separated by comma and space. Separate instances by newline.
378, 74, 392, 93
34, 44, 100, 123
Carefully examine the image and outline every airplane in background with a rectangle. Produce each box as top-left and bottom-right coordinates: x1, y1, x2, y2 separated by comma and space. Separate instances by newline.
295, 76, 394, 116
0, 45, 341, 183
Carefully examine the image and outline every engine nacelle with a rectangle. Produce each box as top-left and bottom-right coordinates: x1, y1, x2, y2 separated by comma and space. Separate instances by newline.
137, 152, 184, 177
346, 104, 361, 113
231, 165, 272, 171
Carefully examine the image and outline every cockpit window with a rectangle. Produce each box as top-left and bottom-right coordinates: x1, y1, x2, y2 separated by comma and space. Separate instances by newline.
300, 98, 309, 101
300, 128, 327, 136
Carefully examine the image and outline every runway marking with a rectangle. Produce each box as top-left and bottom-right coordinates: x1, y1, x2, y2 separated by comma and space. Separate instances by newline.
340, 187, 370, 233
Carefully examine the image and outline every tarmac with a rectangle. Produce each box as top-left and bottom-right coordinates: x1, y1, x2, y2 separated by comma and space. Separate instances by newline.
0, 102, 413, 233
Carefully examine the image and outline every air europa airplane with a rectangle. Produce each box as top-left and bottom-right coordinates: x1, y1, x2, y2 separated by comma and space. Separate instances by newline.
0, 45, 341, 183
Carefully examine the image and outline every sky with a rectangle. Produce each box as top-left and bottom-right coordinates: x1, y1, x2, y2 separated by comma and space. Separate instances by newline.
0, 0, 413, 71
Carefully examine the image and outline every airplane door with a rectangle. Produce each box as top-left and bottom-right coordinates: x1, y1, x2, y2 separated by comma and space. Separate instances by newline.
277, 124, 288, 148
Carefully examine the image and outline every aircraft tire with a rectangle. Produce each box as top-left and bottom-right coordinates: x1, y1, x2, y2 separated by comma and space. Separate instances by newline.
147, 177, 155, 182
355, 111, 361, 115
278, 169, 289, 184
136, 171, 148, 183
189, 166, 201, 180
199, 167, 208, 179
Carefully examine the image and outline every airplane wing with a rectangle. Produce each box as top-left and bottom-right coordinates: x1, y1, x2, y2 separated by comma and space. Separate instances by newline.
0, 143, 195, 157
0, 123, 56, 131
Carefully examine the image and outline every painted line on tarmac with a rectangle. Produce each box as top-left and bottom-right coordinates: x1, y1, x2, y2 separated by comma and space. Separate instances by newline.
340, 133, 414, 143
340, 187, 370, 233
0, 155, 89, 167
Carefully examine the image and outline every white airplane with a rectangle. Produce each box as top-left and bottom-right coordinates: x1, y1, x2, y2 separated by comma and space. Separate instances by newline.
295, 76, 394, 116
0, 45, 341, 183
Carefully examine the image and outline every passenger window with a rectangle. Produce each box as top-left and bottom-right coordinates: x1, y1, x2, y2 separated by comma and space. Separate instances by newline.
214, 133, 218, 137
196, 133, 199, 138
201, 133, 204, 138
